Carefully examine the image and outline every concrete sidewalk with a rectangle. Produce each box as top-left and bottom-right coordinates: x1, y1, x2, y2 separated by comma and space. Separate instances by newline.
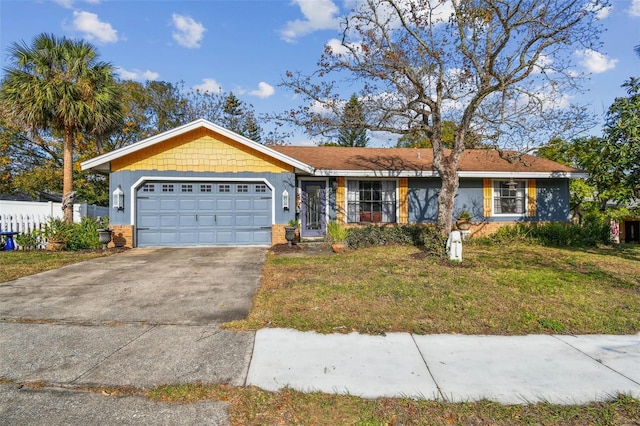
247, 328, 640, 405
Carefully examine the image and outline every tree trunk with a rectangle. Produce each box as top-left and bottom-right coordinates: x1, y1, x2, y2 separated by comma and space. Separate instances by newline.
62, 126, 74, 224
434, 158, 460, 237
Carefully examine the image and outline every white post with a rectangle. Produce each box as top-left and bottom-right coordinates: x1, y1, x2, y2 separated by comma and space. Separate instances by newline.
446, 231, 463, 262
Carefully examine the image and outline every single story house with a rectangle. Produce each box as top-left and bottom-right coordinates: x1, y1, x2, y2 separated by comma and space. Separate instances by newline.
81, 119, 587, 248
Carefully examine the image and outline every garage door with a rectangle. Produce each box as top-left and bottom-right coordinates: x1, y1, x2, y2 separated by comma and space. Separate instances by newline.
136, 181, 272, 246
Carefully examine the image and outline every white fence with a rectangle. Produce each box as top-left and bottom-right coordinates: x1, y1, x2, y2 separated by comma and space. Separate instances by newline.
0, 200, 109, 233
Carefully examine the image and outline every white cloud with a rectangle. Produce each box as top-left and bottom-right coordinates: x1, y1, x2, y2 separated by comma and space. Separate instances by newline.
172, 14, 206, 48
576, 49, 618, 73
533, 54, 554, 74
117, 67, 159, 81
193, 78, 223, 93
280, 0, 341, 43
630, 0, 640, 16
324, 38, 364, 57
56, 0, 101, 6
248, 82, 275, 99
585, 1, 611, 19
55, 0, 75, 8
72, 10, 118, 43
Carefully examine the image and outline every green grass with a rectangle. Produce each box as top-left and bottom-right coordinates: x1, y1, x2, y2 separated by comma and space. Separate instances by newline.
3, 378, 637, 425
0, 250, 116, 283
2, 245, 639, 423
225, 242, 640, 335
147, 384, 640, 426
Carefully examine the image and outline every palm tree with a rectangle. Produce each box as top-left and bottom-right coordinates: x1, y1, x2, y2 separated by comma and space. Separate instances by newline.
0, 33, 122, 223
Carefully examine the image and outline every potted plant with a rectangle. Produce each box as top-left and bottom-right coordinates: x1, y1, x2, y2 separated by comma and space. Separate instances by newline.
97, 228, 113, 250
326, 220, 348, 253
97, 217, 113, 249
43, 218, 70, 251
285, 219, 300, 246
456, 210, 472, 231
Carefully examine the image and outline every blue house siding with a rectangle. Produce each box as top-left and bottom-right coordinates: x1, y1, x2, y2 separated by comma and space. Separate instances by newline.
407, 178, 440, 222
535, 178, 570, 222
109, 169, 297, 226
407, 177, 571, 224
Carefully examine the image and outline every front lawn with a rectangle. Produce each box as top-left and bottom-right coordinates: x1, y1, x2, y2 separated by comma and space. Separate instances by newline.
225, 242, 640, 335
0, 250, 117, 283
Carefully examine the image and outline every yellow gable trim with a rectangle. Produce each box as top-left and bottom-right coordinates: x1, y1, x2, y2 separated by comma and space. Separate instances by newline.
111, 128, 293, 173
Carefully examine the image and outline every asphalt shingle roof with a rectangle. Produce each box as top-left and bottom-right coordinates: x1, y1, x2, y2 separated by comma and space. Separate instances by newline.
271, 146, 582, 174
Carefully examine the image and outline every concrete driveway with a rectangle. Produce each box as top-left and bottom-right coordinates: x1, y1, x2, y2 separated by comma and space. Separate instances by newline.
0, 246, 266, 325
0, 247, 266, 424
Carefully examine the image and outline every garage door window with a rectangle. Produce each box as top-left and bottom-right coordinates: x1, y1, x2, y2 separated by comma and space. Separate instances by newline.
162, 184, 174, 192
142, 184, 155, 192
200, 184, 212, 192
219, 184, 230, 193
181, 184, 193, 192
255, 184, 267, 193
238, 184, 249, 193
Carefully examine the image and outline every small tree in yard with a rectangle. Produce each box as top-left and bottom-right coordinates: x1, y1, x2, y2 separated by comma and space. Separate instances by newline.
277, 0, 604, 236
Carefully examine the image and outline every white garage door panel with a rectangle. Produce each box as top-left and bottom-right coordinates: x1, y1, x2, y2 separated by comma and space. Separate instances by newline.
179, 198, 197, 209
198, 199, 215, 209
253, 199, 270, 210
235, 215, 252, 226
138, 215, 159, 227
253, 214, 271, 227
235, 199, 252, 210
136, 181, 272, 246
216, 214, 234, 227
160, 215, 178, 227
160, 199, 178, 209
216, 231, 234, 244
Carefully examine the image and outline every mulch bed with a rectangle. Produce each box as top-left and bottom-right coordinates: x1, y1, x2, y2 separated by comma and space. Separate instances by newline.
269, 243, 304, 254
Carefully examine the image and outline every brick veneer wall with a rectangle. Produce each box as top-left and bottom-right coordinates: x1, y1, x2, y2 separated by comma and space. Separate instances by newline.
272, 224, 287, 245
109, 225, 134, 248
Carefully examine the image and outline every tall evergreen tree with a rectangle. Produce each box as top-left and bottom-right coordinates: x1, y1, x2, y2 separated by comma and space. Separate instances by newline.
337, 94, 368, 147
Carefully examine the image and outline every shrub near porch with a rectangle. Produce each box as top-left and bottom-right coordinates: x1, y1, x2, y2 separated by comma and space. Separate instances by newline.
225, 243, 640, 335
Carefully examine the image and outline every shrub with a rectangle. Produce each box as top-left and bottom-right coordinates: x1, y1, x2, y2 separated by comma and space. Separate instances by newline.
66, 217, 102, 251
486, 221, 610, 247
345, 224, 446, 257
326, 221, 349, 243
15, 229, 44, 250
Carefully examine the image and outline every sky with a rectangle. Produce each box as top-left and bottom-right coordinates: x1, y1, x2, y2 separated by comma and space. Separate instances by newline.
1, 0, 640, 147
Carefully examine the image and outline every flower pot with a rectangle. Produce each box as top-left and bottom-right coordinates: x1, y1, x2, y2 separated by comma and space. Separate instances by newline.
331, 242, 347, 253
98, 229, 113, 250
456, 220, 471, 231
284, 226, 297, 246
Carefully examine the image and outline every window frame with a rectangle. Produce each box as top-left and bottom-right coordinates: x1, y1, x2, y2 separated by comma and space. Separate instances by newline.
492, 179, 528, 216
345, 178, 398, 224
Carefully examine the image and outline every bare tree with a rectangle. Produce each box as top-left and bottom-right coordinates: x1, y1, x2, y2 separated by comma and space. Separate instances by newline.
276, 0, 604, 235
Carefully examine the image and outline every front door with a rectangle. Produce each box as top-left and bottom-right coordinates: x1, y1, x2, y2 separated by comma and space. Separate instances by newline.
300, 181, 326, 238
625, 220, 640, 243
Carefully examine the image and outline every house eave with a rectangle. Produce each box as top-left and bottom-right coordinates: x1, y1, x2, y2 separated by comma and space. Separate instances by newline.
80, 119, 315, 174
311, 170, 588, 179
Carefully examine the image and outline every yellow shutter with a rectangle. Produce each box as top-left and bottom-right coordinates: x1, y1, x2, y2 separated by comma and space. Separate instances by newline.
483, 178, 492, 217
336, 177, 345, 223
399, 178, 409, 224
527, 179, 537, 217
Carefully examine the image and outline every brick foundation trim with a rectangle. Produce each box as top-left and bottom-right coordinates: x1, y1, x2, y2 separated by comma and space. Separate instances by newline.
272, 224, 287, 246
109, 225, 134, 248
